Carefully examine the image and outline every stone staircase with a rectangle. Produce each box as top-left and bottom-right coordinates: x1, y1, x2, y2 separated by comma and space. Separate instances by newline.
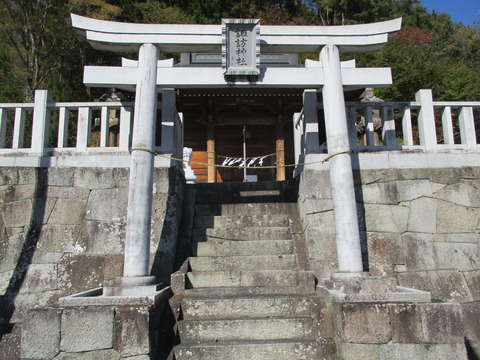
171, 182, 320, 360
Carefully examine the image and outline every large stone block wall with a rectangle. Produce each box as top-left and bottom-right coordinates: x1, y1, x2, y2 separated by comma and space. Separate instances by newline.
298, 166, 480, 357
19, 300, 172, 360
0, 166, 184, 359
317, 296, 469, 360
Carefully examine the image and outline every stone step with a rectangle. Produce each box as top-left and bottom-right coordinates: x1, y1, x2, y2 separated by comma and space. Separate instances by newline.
193, 226, 292, 242
189, 254, 296, 272
196, 192, 285, 205
181, 295, 313, 320
193, 239, 293, 257
177, 317, 314, 343
184, 286, 308, 297
193, 214, 289, 229
195, 202, 289, 216
187, 270, 300, 288
195, 181, 295, 204
174, 340, 320, 360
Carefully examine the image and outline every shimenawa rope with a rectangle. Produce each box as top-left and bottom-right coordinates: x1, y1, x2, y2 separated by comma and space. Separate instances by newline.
130, 147, 352, 169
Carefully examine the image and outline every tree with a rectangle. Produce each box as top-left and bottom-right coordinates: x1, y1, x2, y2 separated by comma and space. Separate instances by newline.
373, 24, 480, 102
373, 27, 439, 101
0, 0, 121, 102
305, 0, 411, 26
135, 0, 194, 24
170, 0, 309, 25
0, 0, 478, 104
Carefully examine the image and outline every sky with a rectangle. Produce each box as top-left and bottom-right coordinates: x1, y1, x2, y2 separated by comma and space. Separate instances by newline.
420, 0, 479, 26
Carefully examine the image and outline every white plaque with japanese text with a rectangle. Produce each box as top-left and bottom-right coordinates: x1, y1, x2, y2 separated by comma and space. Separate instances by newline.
222, 19, 260, 76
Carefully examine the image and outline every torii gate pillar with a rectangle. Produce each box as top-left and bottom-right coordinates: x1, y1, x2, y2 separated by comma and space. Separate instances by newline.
110, 43, 160, 293
320, 44, 365, 278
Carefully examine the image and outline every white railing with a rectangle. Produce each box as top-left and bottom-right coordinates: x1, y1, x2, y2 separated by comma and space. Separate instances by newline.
0, 90, 184, 167
173, 112, 184, 163
292, 89, 479, 172
294, 89, 479, 154
343, 89, 480, 152
2, 89, 478, 169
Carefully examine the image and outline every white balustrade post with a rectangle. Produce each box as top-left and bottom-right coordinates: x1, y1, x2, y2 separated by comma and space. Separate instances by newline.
293, 112, 302, 164
459, 107, 477, 150
31, 90, 52, 153
76, 107, 92, 151
320, 44, 364, 278
122, 43, 159, 284
402, 107, 414, 146
303, 89, 320, 153
175, 112, 184, 160
441, 106, 454, 145
293, 112, 305, 178
57, 107, 69, 148
415, 89, 437, 150
100, 106, 109, 147
161, 89, 176, 154
346, 105, 358, 150
12, 108, 26, 149
119, 106, 133, 152
0, 109, 7, 148
364, 106, 375, 146
381, 106, 396, 149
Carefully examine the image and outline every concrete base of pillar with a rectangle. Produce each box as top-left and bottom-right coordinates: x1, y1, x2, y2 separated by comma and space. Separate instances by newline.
331, 271, 370, 281
102, 276, 162, 297
319, 276, 431, 303
103, 284, 163, 297
112, 275, 157, 286
59, 286, 171, 307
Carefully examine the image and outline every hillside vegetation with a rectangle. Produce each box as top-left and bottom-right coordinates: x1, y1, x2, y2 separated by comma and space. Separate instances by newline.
0, 0, 478, 102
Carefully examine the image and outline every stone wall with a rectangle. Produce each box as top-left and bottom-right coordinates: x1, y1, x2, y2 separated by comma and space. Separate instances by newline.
0, 166, 184, 359
316, 294, 469, 360
19, 296, 173, 360
298, 166, 480, 357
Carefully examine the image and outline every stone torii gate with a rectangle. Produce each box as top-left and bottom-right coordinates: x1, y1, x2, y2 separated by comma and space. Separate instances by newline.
71, 14, 401, 293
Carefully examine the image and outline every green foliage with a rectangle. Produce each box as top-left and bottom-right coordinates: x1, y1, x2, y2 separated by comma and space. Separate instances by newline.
135, 0, 194, 23
438, 61, 480, 101
0, 0, 122, 102
68, 0, 122, 19
0, 34, 24, 102
161, 0, 310, 25
0, 0, 478, 104
373, 21, 480, 102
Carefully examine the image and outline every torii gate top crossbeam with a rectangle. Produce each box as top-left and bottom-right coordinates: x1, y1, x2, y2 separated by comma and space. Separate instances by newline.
71, 14, 401, 54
